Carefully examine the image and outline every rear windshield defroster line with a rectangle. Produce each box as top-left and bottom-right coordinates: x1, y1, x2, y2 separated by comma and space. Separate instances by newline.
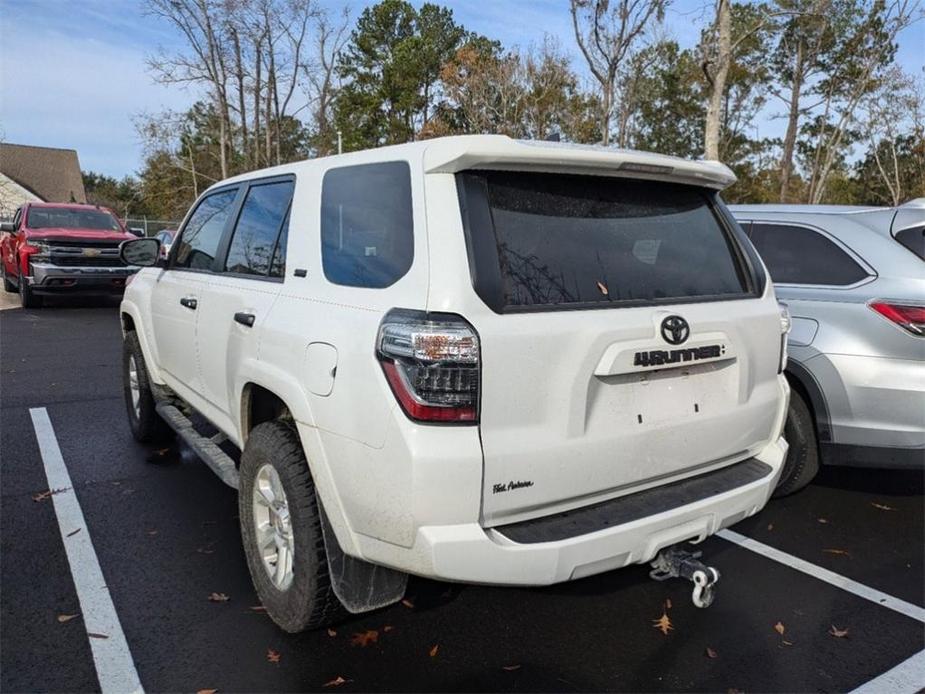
456, 170, 762, 314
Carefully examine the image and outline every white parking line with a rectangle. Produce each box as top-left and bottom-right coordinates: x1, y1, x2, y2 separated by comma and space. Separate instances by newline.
717, 529, 925, 622
850, 650, 925, 694
30, 407, 144, 694
718, 528, 925, 694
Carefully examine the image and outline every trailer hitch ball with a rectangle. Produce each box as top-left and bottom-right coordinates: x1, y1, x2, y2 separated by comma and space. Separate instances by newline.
649, 547, 721, 609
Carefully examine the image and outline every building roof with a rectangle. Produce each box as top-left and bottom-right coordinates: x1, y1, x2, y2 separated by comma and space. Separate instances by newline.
0, 143, 87, 204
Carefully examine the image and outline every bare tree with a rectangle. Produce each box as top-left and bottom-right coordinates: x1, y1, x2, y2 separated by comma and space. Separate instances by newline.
146, 0, 234, 178
301, 5, 351, 155
805, 0, 921, 202
569, 0, 667, 146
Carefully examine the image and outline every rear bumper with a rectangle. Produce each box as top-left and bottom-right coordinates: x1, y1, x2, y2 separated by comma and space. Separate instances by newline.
810, 353, 925, 451
353, 435, 787, 585
28, 263, 137, 294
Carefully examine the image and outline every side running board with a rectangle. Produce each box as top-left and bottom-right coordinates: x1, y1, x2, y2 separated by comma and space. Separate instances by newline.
155, 403, 240, 489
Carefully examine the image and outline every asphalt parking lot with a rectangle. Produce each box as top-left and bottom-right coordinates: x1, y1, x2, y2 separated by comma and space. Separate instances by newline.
1, 299, 923, 693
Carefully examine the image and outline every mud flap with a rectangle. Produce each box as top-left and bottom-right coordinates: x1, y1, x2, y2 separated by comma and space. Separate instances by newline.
318, 503, 408, 614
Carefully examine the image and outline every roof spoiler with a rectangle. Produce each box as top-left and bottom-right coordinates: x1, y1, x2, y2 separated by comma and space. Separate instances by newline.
422, 136, 737, 191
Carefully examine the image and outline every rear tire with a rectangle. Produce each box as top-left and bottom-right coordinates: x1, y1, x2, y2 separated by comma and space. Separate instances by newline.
773, 388, 819, 497
239, 420, 345, 633
122, 331, 172, 443
18, 272, 42, 308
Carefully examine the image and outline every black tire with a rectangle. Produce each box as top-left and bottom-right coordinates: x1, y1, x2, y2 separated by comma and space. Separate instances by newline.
2, 264, 15, 293
773, 388, 819, 497
239, 420, 345, 632
18, 272, 42, 308
122, 331, 172, 443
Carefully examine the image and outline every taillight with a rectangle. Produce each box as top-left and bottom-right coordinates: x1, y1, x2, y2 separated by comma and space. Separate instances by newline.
778, 302, 792, 373
376, 309, 480, 423
869, 301, 925, 337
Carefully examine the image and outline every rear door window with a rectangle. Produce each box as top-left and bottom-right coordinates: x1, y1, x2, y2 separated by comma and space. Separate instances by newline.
321, 162, 414, 288
173, 188, 239, 271
224, 179, 294, 277
458, 171, 749, 311
749, 223, 870, 285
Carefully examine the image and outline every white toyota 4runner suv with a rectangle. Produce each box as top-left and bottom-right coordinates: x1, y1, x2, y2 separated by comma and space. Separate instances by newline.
119, 136, 790, 632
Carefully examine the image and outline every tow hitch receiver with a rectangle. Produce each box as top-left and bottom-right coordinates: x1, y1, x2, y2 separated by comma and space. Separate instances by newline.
649, 547, 721, 608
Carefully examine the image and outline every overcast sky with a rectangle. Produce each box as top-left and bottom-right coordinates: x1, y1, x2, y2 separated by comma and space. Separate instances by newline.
2, 0, 922, 178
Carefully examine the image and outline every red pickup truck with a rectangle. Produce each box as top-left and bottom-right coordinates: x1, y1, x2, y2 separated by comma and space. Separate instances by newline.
0, 202, 139, 308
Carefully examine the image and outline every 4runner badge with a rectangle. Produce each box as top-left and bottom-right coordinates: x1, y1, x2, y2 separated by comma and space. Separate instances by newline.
634, 344, 726, 368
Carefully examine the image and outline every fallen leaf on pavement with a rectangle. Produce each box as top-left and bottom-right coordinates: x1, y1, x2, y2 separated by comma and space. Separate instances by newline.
429, 644, 440, 657
823, 548, 851, 557
817, 518, 829, 524
32, 488, 68, 502
653, 611, 673, 635
401, 599, 414, 609
147, 530, 158, 536
350, 630, 378, 647
196, 689, 218, 694
829, 625, 850, 638
327, 628, 337, 637
665, 598, 672, 609
705, 647, 718, 659
88, 633, 109, 639
323, 676, 351, 688
208, 592, 230, 602
267, 649, 281, 664
870, 502, 895, 511
774, 621, 785, 636
596, 281, 609, 296
197, 547, 215, 555
57, 613, 80, 623
383, 625, 394, 632
781, 639, 794, 647
502, 665, 522, 671
249, 606, 266, 612
767, 523, 774, 531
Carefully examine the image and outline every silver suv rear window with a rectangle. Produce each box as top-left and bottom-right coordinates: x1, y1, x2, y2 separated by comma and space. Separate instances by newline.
457, 171, 750, 312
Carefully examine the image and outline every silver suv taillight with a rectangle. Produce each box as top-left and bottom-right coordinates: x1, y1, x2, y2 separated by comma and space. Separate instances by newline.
376, 309, 480, 423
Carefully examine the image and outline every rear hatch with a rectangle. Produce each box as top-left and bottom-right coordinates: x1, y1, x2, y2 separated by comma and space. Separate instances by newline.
455, 170, 783, 526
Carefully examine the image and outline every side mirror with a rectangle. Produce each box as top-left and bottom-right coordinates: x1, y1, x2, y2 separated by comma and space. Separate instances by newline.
128, 227, 145, 237
120, 238, 161, 267
0, 222, 15, 233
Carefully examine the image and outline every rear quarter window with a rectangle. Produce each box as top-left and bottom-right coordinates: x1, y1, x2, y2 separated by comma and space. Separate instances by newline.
321, 161, 413, 288
749, 223, 870, 285
894, 226, 924, 260
457, 171, 751, 312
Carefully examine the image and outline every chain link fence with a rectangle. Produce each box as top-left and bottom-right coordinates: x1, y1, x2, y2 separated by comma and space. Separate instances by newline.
123, 217, 179, 236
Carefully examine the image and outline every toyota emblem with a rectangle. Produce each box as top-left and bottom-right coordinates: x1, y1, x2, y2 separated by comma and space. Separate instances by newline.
660, 315, 690, 345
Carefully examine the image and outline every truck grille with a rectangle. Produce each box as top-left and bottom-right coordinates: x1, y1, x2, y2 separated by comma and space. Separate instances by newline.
48, 245, 124, 268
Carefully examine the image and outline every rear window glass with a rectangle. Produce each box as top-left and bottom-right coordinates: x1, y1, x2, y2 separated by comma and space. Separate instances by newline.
459, 171, 748, 310
321, 161, 413, 288
749, 223, 869, 285
894, 226, 924, 260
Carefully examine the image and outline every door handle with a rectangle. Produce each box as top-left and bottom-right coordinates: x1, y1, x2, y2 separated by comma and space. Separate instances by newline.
180, 296, 198, 310
234, 312, 256, 327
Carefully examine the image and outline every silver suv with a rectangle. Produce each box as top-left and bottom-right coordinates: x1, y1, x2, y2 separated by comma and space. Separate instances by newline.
731, 201, 924, 495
